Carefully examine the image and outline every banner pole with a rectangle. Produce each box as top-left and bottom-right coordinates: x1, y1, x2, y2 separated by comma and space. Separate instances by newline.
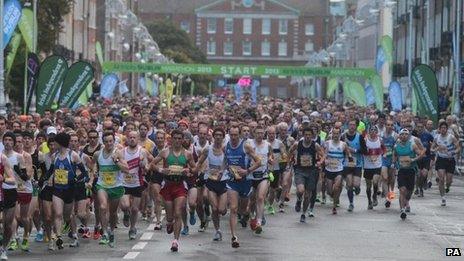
0, 0, 6, 116
30, 0, 37, 114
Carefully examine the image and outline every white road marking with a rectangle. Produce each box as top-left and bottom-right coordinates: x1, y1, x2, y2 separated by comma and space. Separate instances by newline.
146, 224, 155, 230
132, 242, 147, 250
140, 232, 154, 240
123, 252, 140, 259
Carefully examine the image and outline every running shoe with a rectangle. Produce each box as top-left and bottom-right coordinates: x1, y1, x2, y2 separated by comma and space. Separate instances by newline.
308, 209, 315, 217
445, 186, 450, 193
69, 237, 79, 248
189, 211, 196, 226
198, 222, 206, 232
239, 214, 249, 228
99, 234, 109, 245
181, 226, 189, 236
385, 201, 391, 208
419, 189, 424, 197
332, 207, 337, 215
300, 214, 306, 223
82, 228, 91, 239
321, 197, 326, 205
123, 211, 130, 227
108, 233, 115, 248
278, 203, 285, 213
78, 225, 85, 234
166, 223, 174, 234
405, 206, 411, 213
7, 239, 17, 251
170, 240, 179, 252
154, 222, 162, 231
400, 210, 407, 220
315, 196, 321, 203
20, 239, 29, 252
427, 180, 432, 188
61, 222, 71, 234
0, 248, 7, 260
295, 198, 302, 212
231, 236, 240, 248
35, 231, 44, 242
255, 224, 263, 234
368, 203, 373, 210
56, 236, 64, 250
414, 189, 419, 195
354, 187, 361, 195
141, 213, 147, 222
372, 197, 378, 207
129, 228, 137, 240
213, 230, 222, 241
249, 219, 258, 231
93, 228, 101, 240
267, 205, 275, 215
348, 204, 354, 212
262, 216, 267, 226
441, 199, 446, 206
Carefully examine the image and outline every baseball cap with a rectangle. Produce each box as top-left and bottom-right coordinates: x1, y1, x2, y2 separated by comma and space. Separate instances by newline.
302, 116, 310, 124
46, 126, 57, 135
399, 128, 410, 135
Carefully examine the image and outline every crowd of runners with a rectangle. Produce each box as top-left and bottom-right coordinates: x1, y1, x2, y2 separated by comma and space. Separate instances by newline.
0, 94, 461, 259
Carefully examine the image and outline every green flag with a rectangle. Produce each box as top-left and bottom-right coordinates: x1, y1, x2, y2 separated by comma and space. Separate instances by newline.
190, 81, 195, 96
411, 64, 439, 125
18, 8, 36, 52
96, 41, 104, 66
327, 78, 338, 98
344, 81, 366, 106
370, 74, 384, 110
159, 81, 165, 99
381, 36, 393, 71
146, 76, 153, 96
36, 55, 68, 114
77, 82, 93, 106
6, 33, 21, 75
59, 61, 95, 108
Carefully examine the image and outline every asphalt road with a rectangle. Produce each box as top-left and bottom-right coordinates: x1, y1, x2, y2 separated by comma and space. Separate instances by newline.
9, 176, 464, 261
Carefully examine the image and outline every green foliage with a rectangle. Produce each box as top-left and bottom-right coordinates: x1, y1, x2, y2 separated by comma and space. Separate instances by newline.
147, 19, 211, 95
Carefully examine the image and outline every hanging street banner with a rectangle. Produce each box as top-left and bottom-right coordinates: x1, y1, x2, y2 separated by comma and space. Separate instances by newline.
103, 62, 375, 78
389, 81, 403, 112
36, 55, 68, 114
59, 61, 95, 108
25, 53, 40, 114
100, 73, 119, 99
3, 0, 22, 49
411, 64, 439, 125
18, 8, 36, 52
5, 32, 21, 75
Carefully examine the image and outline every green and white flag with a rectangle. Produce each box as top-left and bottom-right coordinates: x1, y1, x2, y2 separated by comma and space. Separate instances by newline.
411, 64, 439, 125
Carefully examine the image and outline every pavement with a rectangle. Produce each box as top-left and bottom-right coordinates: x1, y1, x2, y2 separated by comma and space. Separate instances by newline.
8, 176, 464, 261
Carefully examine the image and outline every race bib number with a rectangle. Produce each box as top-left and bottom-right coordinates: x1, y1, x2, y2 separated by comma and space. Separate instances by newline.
367, 155, 380, 163
399, 156, 411, 168
168, 165, 184, 176
385, 147, 393, 157
102, 172, 116, 187
54, 169, 69, 185
17, 179, 25, 191
300, 155, 313, 167
280, 153, 288, 163
229, 165, 242, 180
124, 173, 136, 184
326, 158, 339, 170
346, 159, 356, 168
208, 166, 221, 181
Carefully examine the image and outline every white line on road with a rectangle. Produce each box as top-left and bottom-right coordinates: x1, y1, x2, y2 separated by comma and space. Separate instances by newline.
146, 224, 155, 230
123, 252, 140, 259
140, 232, 154, 240
132, 242, 147, 250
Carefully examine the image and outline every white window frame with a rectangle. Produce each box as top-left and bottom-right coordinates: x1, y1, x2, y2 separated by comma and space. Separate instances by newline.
279, 19, 288, 35
180, 21, 190, 33
304, 41, 314, 53
207, 41, 216, 55
224, 18, 233, 34
242, 41, 252, 56
224, 41, 233, 56
278, 41, 287, 56
243, 18, 252, 35
261, 41, 270, 56
262, 18, 271, 35
207, 18, 217, 34
305, 23, 314, 36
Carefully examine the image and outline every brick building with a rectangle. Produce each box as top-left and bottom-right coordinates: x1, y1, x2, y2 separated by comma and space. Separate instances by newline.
139, 0, 331, 98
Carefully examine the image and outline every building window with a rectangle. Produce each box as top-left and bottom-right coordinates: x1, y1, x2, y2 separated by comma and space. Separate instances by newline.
224, 41, 233, 55
224, 18, 233, 34
242, 41, 252, 56
207, 41, 216, 55
180, 21, 190, 33
207, 18, 217, 34
279, 19, 287, 35
305, 23, 314, 36
260, 86, 270, 96
261, 41, 270, 56
305, 41, 314, 52
277, 87, 287, 98
262, 18, 271, 35
243, 18, 252, 34
278, 41, 287, 56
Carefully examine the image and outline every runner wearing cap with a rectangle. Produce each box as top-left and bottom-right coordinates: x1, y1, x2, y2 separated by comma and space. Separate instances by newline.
363, 126, 384, 210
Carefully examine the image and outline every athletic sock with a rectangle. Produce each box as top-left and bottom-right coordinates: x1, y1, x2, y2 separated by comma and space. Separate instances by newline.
347, 188, 354, 204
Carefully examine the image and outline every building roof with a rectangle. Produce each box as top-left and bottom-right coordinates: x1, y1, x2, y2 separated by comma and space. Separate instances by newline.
139, 0, 329, 16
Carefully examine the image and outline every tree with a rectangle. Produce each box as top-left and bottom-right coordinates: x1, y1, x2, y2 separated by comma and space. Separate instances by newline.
147, 19, 211, 95
6, 0, 73, 105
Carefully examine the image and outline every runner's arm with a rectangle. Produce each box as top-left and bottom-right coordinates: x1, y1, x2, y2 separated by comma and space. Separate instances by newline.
23, 152, 34, 179
194, 147, 209, 173
114, 149, 129, 173
1, 155, 15, 184
244, 143, 262, 175
149, 149, 166, 173
315, 143, 326, 167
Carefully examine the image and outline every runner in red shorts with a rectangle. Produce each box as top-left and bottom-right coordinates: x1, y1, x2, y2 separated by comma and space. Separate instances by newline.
150, 129, 196, 252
